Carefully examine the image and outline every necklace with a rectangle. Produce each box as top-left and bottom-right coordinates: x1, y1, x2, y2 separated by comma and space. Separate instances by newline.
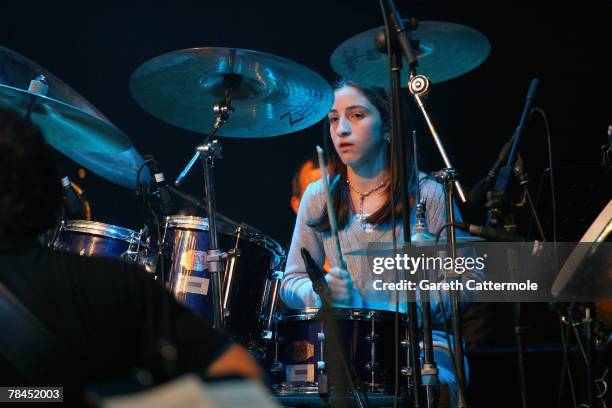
347, 177, 390, 229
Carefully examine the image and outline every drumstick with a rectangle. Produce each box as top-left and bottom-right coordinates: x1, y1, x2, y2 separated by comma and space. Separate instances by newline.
316, 146, 348, 270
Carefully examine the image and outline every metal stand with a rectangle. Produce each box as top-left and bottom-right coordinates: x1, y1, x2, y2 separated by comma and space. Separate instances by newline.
174, 77, 237, 329
440, 169, 468, 408
561, 305, 599, 408
412, 131, 441, 407
484, 79, 539, 408
378, 2, 421, 405
379, 1, 469, 406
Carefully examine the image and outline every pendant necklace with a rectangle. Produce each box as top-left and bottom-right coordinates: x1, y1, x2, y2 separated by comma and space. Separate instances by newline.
347, 177, 390, 230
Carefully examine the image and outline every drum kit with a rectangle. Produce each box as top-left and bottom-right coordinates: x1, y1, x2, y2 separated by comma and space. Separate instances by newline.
1, 18, 491, 399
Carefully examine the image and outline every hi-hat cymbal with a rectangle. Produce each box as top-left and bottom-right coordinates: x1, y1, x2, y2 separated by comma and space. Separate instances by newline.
345, 236, 486, 256
130, 47, 334, 137
0, 46, 149, 189
330, 21, 491, 87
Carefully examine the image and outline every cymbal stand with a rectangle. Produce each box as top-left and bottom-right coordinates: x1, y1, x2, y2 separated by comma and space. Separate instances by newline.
408, 71, 469, 408
174, 76, 237, 329
379, 1, 468, 406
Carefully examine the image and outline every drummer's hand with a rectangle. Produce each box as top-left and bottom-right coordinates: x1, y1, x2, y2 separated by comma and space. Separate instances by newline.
325, 267, 353, 305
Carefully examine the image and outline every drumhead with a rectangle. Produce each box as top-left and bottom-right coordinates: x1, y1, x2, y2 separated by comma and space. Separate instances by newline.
277, 308, 406, 322
164, 215, 285, 267
62, 220, 142, 243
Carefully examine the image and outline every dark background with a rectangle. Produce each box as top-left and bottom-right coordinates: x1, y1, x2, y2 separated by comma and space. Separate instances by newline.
1, 1, 610, 406
1, 0, 608, 244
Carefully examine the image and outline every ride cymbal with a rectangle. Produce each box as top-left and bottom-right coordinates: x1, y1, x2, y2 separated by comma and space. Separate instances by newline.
330, 21, 491, 87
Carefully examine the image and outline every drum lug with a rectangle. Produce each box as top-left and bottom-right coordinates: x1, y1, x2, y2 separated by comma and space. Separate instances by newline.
270, 362, 284, 373
317, 361, 326, 370
50, 220, 66, 249
226, 247, 241, 258
271, 270, 284, 280
365, 362, 380, 372
401, 366, 412, 376
365, 334, 380, 343
261, 330, 273, 340
400, 339, 409, 348
317, 331, 325, 341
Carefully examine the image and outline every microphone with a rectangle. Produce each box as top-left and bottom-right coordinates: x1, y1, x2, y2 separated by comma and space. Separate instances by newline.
60, 176, 84, 219
301, 247, 331, 302
146, 158, 177, 217
486, 78, 539, 227
469, 135, 514, 205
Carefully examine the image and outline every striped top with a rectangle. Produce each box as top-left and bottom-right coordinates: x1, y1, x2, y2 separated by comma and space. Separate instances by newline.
280, 173, 480, 325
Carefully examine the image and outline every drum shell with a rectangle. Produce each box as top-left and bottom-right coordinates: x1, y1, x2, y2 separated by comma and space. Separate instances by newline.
272, 308, 408, 394
52, 220, 148, 265
162, 215, 285, 346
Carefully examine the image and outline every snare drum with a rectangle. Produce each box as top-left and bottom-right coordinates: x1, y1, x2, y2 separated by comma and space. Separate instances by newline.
162, 215, 285, 347
52, 220, 150, 268
270, 308, 409, 394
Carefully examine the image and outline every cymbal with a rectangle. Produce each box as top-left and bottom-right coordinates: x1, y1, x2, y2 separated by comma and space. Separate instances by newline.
0, 46, 149, 189
130, 47, 333, 137
58, 147, 150, 190
0, 46, 131, 153
330, 21, 491, 86
345, 236, 486, 256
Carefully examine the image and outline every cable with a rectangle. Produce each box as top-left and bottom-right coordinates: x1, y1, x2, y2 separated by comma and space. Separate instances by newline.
136, 159, 154, 191
135, 158, 165, 284
558, 309, 578, 408
528, 108, 557, 244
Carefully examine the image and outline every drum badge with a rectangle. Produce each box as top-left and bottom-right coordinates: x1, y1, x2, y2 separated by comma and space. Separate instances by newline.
180, 250, 208, 271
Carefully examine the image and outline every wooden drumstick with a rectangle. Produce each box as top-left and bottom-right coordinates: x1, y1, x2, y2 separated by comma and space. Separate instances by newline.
316, 146, 348, 270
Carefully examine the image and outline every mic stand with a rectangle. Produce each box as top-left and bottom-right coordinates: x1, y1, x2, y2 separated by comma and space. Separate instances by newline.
378, 2, 421, 407
174, 77, 238, 329
485, 79, 539, 408
439, 169, 469, 408
412, 132, 440, 408
380, 1, 468, 406
314, 283, 368, 408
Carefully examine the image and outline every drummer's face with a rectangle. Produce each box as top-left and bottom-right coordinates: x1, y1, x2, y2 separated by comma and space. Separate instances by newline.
328, 86, 385, 168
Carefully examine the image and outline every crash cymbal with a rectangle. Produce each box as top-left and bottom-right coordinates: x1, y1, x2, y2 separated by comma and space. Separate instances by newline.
345, 236, 486, 256
130, 47, 333, 137
58, 147, 150, 190
0, 46, 131, 153
0, 46, 149, 189
330, 21, 491, 87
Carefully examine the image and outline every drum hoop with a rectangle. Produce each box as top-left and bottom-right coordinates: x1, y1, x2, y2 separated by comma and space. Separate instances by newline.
164, 215, 211, 232
277, 308, 405, 322
236, 227, 286, 267
164, 216, 286, 265
62, 220, 141, 243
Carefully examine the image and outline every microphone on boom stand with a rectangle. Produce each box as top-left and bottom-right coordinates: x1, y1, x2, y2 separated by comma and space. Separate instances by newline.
301, 248, 370, 408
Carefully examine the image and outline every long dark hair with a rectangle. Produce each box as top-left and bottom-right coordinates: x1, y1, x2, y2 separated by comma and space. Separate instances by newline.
309, 79, 414, 232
